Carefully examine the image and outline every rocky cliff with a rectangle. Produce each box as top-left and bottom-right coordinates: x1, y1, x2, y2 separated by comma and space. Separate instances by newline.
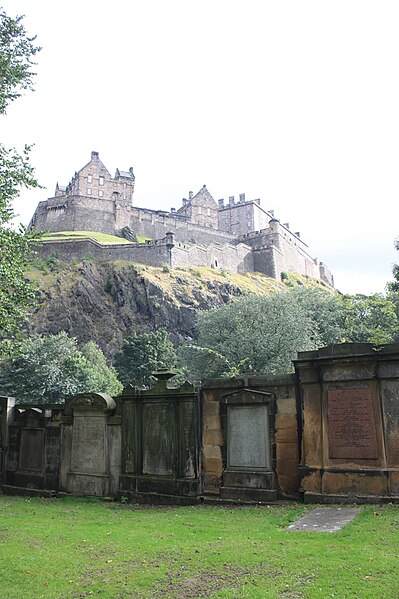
27, 259, 324, 358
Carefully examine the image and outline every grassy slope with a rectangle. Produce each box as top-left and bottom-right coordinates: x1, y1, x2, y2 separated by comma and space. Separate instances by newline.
28, 258, 332, 301
40, 230, 149, 244
0, 496, 398, 598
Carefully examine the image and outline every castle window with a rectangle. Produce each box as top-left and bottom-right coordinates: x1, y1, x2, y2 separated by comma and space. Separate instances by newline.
99, 190, 104, 197
99, 176, 104, 186
88, 175, 92, 183
207, 208, 211, 216
87, 188, 92, 195
198, 207, 202, 215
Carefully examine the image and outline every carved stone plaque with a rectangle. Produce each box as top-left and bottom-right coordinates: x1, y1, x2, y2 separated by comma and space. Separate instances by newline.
70, 414, 106, 473
19, 429, 44, 471
227, 404, 270, 469
328, 388, 378, 459
142, 403, 176, 476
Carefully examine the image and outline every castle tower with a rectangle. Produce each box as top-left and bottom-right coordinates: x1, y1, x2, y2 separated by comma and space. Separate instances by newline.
28, 151, 135, 235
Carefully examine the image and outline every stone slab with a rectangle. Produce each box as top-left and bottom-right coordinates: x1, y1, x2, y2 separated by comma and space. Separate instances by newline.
227, 404, 269, 468
327, 388, 378, 459
286, 507, 360, 532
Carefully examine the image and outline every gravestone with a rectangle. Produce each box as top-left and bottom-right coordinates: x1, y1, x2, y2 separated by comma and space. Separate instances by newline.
3, 405, 61, 493
19, 428, 44, 471
65, 393, 118, 497
119, 370, 200, 503
221, 389, 277, 501
227, 404, 270, 469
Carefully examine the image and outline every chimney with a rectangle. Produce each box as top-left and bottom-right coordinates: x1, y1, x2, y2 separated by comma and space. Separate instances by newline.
129, 167, 135, 177
171, 207, 176, 213
182, 198, 188, 205
239, 193, 245, 203
218, 198, 224, 208
229, 196, 235, 206
91, 151, 99, 159
189, 191, 193, 200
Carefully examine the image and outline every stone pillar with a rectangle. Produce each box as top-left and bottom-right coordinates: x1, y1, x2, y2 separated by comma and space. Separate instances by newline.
0, 396, 15, 485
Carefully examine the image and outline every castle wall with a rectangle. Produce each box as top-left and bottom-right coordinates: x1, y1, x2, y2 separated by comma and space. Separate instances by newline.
129, 208, 236, 245
171, 242, 254, 273
36, 238, 171, 267
35, 237, 254, 274
239, 220, 333, 285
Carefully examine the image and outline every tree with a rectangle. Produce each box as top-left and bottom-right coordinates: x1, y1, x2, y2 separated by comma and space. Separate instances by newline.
80, 340, 123, 396
340, 293, 398, 345
114, 329, 177, 388
389, 237, 399, 292
0, 332, 123, 403
0, 8, 41, 338
180, 293, 322, 380
0, 8, 40, 113
289, 286, 344, 346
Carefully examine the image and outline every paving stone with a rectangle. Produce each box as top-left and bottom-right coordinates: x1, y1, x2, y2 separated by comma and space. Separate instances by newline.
286, 507, 361, 532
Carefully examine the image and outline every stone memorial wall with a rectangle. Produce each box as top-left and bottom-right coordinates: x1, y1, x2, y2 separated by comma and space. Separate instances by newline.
296, 343, 399, 503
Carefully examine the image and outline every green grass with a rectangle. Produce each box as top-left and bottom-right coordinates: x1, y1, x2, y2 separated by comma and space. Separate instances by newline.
41, 231, 149, 244
0, 497, 398, 598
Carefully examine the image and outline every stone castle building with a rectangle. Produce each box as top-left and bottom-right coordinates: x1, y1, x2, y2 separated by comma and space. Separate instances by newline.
29, 151, 333, 285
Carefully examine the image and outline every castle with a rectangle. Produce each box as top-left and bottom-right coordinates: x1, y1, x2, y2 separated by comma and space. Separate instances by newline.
29, 151, 334, 285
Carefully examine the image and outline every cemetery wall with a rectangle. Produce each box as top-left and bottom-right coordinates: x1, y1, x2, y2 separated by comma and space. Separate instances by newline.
2, 343, 399, 504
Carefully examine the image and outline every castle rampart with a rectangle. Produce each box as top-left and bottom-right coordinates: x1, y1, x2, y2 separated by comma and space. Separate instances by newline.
35, 238, 172, 268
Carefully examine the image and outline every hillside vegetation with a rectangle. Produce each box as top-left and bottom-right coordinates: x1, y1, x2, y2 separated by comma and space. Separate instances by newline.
27, 258, 329, 358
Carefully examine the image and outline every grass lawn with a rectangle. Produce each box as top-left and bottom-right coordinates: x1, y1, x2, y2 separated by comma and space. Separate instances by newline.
41, 231, 150, 244
0, 496, 398, 598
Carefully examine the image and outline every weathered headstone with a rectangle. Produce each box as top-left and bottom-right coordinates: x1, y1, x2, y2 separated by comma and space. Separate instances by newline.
66, 393, 118, 497
227, 404, 270, 469
119, 370, 200, 503
221, 389, 277, 501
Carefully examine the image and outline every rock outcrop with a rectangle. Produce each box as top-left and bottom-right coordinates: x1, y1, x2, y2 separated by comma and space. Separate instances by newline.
27, 259, 321, 358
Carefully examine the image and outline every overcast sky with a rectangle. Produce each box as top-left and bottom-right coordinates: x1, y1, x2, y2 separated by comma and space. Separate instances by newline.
2, 0, 398, 294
